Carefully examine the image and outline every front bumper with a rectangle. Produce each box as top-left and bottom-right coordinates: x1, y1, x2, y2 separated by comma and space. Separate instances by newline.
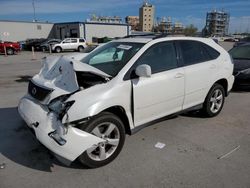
18, 97, 104, 162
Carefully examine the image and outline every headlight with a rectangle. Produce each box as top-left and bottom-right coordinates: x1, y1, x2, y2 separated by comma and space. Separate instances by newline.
48, 95, 75, 117
240, 68, 250, 75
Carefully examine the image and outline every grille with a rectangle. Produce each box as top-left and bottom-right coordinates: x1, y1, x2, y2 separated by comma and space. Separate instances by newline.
28, 80, 53, 101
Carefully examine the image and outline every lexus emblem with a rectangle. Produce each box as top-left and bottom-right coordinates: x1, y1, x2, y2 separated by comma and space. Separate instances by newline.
32, 87, 37, 95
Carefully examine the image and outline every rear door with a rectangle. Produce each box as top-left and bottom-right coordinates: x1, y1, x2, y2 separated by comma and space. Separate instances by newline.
129, 41, 185, 126
176, 40, 220, 110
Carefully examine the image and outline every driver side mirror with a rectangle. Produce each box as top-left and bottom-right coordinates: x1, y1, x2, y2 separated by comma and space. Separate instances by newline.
135, 64, 152, 78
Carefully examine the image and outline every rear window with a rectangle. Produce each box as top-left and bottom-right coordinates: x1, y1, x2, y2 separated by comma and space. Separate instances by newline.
179, 40, 220, 66
229, 45, 250, 59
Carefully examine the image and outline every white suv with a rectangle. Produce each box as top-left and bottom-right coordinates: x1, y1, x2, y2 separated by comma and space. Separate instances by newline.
18, 36, 234, 168
52, 38, 87, 53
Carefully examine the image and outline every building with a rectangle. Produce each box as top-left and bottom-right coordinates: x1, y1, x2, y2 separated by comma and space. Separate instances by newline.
173, 22, 184, 34
0, 20, 53, 42
86, 15, 123, 24
155, 17, 172, 34
139, 1, 155, 32
203, 10, 230, 37
125, 16, 140, 31
0, 20, 130, 43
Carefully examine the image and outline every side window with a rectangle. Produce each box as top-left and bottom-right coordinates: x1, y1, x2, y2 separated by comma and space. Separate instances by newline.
63, 39, 71, 43
135, 42, 178, 74
71, 39, 77, 43
201, 43, 220, 60
179, 41, 219, 66
79, 38, 85, 43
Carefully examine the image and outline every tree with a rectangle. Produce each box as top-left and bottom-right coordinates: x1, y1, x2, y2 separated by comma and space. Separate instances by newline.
184, 24, 198, 36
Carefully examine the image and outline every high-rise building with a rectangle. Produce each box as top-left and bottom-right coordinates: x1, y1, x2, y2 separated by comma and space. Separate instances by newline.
139, 1, 155, 32
125, 16, 140, 31
203, 10, 230, 37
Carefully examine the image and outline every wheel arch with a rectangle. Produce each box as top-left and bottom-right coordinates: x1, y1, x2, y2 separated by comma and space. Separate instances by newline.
101, 106, 132, 135
214, 78, 228, 96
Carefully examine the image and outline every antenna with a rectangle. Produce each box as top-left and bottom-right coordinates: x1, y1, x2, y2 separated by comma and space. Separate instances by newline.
32, 0, 36, 22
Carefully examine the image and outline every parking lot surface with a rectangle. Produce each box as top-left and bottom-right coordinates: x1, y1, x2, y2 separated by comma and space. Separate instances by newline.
1, 43, 250, 188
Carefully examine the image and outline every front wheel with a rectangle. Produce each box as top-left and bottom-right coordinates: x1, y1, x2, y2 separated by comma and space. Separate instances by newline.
202, 84, 225, 117
78, 46, 84, 52
78, 112, 125, 168
55, 47, 62, 53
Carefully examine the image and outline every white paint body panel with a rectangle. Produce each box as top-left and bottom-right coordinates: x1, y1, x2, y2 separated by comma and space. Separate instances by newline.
18, 36, 234, 163
18, 97, 105, 161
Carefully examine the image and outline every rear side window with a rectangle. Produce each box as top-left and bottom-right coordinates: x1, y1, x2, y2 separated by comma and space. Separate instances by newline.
179, 41, 220, 66
135, 42, 178, 74
79, 39, 85, 43
71, 39, 77, 43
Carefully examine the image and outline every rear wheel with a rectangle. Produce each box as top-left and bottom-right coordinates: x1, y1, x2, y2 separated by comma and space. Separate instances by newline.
78, 112, 125, 168
202, 84, 225, 117
6, 48, 14, 55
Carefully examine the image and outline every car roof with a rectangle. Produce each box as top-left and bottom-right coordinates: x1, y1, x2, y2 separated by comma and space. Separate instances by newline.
114, 36, 214, 44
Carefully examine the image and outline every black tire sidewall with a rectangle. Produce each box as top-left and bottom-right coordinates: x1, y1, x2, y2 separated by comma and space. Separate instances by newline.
7, 48, 14, 55
203, 84, 225, 117
56, 47, 62, 53
78, 112, 125, 168
78, 46, 84, 52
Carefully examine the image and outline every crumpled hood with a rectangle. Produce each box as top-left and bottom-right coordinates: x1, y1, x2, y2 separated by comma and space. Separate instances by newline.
32, 55, 110, 102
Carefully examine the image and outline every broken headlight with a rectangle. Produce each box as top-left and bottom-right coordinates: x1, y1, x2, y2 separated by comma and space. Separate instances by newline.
48, 95, 75, 118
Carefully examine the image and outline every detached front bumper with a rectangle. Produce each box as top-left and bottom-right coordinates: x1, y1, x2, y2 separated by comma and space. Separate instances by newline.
18, 97, 104, 162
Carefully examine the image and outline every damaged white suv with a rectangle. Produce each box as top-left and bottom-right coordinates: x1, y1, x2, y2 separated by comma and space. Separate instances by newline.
18, 36, 234, 168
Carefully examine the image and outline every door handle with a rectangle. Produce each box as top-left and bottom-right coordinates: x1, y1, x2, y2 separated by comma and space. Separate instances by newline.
175, 73, 184, 78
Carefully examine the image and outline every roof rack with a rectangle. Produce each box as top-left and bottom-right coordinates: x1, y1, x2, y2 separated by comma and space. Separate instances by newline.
123, 34, 157, 38
124, 33, 169, 40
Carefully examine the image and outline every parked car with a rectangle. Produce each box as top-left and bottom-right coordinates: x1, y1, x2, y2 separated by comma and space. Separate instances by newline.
40, 39, 61, 51
18, 36, 234, 168
224, 38, 237, 42
0, 40, 20, 55
234, 36, 250, 47
25, 38, 47, 51
52, 38, 87, 53
229, 44, 250, 89
64, 44, 100, 61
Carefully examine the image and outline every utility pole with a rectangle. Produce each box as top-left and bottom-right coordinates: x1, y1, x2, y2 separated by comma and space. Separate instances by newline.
32, 0, 36, 22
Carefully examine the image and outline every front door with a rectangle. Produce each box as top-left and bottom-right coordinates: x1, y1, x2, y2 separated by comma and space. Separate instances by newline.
131, 41, 185, 126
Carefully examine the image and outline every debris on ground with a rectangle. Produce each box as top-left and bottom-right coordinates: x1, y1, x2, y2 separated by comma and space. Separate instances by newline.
0, 163, 6, 169
155, 142, 166, 149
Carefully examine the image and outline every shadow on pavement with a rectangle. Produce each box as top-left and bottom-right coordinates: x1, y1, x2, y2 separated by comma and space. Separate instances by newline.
0, 107, 87, 172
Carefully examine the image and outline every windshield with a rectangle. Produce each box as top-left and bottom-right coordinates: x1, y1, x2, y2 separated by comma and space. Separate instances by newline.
229, 45, 250, 60
81, 42, 144, 76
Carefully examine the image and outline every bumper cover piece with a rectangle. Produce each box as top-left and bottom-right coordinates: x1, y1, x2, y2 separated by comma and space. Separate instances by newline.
18, 97, 104, 162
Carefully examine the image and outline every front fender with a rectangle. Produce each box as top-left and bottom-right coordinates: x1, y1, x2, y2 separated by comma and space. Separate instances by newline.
62, 81, 134, 129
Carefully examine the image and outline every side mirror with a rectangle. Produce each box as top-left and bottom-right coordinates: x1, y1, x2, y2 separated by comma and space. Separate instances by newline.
135, 64, 152, 78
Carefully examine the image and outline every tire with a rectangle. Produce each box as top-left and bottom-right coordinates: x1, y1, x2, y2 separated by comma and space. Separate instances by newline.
42, 47, 46, 52
55, 47, 62, 53
6, 48, 14, 55
78, 112, 125, 168
78, 46, 84, 52
202, 83, 225, 117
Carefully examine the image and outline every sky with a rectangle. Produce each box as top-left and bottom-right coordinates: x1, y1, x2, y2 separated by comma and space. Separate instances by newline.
0, 0, 250, 33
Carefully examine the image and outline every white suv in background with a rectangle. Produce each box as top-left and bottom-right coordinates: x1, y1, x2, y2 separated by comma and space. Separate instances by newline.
52, 38, 87, 53
18, 36, 234, 168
